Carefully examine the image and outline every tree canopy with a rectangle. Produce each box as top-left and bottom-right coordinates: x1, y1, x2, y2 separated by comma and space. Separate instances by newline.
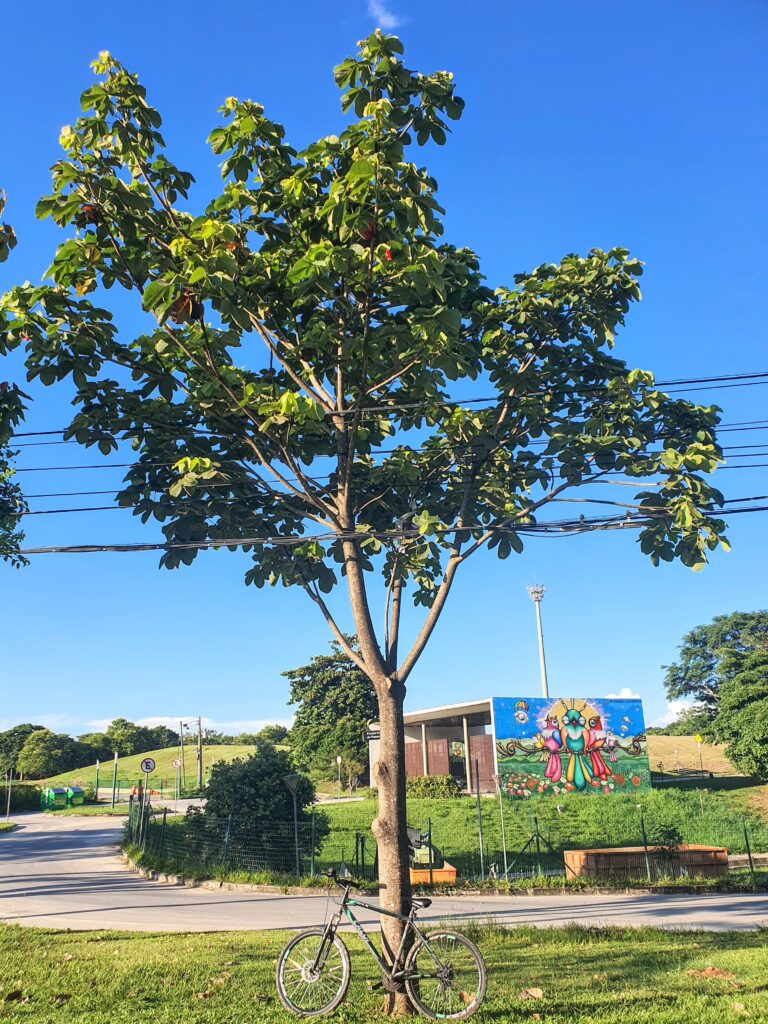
0, 723, 44, 775
16, 729, 87, 779
711, 650, 768, 780
204, 739, 313, 823
286, 639, 377, 780
663, 611, 768, 716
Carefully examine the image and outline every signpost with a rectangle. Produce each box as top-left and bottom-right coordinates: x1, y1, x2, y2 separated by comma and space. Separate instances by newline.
172, 757, 181, 810
282, 774, 302, 876
94, 759, 100, 803
110, 751, 118, 809
336, 754, 342, 801
694, 734, 704, 774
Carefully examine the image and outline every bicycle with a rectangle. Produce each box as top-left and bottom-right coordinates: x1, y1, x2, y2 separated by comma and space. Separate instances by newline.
276, 869, 487, 1019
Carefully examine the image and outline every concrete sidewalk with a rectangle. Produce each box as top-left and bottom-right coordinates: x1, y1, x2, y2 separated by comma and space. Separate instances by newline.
2, 813, 767, 933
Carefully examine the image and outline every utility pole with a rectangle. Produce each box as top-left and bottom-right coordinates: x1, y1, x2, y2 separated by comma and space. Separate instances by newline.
196, 716, 203, 790
527, 584, 549, 698
179, 720, 186, 790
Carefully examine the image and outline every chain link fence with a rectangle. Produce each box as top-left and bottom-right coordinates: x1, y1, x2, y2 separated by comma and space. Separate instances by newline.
126, 796, 768, 887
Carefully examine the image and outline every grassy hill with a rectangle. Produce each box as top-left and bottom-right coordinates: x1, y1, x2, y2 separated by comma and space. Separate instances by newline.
43, 744, 254, 795
646, 735, 735, 775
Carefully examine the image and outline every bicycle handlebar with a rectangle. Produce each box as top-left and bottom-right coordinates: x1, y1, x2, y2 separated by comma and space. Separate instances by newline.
325, 868, 359, 890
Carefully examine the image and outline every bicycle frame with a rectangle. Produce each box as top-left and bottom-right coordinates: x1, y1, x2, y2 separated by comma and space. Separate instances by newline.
312, 887, 430, 983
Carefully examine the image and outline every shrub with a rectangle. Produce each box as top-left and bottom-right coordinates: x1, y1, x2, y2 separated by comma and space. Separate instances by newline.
0, 784, 40, 811
406, 775, 461, 799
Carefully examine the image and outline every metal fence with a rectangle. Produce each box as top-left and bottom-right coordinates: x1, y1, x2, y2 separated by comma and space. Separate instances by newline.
126, 797, 768, 887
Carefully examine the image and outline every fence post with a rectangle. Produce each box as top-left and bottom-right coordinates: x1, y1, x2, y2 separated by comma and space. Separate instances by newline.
427, 818, 434, 887
160, 807, 168, 858
128, 795, 134, 842
223, 813, 233, 865
741, 816, 756, 888
533, 815, 543, 877
495, 775, 509, 878
638, 806, 653, 882
474, 758, 485, 881
310, 811, 316, 876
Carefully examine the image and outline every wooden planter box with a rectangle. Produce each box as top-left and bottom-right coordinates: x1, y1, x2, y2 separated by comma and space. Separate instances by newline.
410, 860, 457, 884
564, 844, 728, 880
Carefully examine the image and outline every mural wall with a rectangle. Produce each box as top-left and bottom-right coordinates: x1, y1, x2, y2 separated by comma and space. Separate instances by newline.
492, 697, 651, 798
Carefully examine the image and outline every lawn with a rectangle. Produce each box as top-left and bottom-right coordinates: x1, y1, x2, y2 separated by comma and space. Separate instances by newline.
647, 736, 737, 776
0, 822, 15, 833
0, 923, 765, 1023
42, 744, 254, 793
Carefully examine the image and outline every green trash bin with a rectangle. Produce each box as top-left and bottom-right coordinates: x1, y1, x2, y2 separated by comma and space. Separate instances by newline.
66, 786, 85, 807
42, 787, 68, 810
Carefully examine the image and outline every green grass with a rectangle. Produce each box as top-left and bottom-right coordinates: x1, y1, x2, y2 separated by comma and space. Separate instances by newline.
0, 923, 766, 1022
0, 822, 15, 833
316, 787, 768, 867
48, 804, 132, 816
42, 744, 254, 793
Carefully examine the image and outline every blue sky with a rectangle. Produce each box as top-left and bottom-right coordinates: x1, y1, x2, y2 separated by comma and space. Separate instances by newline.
1, 0, 767, 737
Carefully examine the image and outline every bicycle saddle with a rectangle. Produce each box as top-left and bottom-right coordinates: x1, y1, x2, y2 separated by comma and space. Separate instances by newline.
411, 897, 432, 909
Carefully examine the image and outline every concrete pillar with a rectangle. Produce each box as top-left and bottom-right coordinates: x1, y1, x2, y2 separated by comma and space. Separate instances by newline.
421, 722, 428, 775
463, 715, 472, 791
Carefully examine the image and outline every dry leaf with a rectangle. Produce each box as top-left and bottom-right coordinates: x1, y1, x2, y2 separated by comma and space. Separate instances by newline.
532, 1015, 542, 1021
4, 990, 23, 1003
518, 987, 544, 1000
732, 1002, 750, 1017
62, 953, 73, 962
686, 966, 735, 980
53, 994, 72, 1005
194, 990, 213, 1000
253, 994, 269, 1003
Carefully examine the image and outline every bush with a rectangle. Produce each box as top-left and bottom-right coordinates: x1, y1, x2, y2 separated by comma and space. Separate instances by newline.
204, 739, 315, 825
0, 784, 40, 811
406, 775, 461, 799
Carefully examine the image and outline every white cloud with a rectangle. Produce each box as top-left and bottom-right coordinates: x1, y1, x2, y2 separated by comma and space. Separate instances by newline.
86, 715, 293, 735
603, 687, 641, 700
650, 699, 692, 728
0, 712, 80, 733
368, 0, 402, 29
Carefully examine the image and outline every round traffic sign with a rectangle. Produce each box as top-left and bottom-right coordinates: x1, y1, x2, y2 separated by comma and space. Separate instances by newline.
172, 758, 181, 768
140, 757, 156, 774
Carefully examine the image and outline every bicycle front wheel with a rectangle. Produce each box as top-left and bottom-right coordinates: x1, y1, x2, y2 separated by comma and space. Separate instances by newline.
404, 930, 487, 1020
276, 928, 351, 1017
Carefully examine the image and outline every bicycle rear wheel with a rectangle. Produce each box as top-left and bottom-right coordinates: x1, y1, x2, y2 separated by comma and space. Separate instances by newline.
276, 928, 351, 1017
404, 930, 487, 1020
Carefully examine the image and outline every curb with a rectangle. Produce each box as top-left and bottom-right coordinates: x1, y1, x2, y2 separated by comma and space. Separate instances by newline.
120, 851, 765, 899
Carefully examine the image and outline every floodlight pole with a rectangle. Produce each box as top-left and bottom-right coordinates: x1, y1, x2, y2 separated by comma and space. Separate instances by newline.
527, 584, 549, 698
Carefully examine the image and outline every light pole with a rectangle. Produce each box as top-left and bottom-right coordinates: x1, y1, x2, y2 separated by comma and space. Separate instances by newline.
336, 755, 342, 801
527, 584, 549, 698
283, 774, 302, 876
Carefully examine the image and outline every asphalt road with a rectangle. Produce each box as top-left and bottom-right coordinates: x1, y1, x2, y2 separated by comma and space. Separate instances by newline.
2, 813, 767, 933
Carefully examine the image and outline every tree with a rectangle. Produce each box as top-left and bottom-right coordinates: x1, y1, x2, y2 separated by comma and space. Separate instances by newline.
0, 192, 28, 568
16, 729, 86, 779
712, 651, 768, 779
145, 723, 180, 749
77, 731, 113, 761
663, 611, 768, 719
286, 640, 377, 781
0, 723, 45, 775
254, 723, 290, 745
204, 739, 313, 822
0, 34, 727, 1005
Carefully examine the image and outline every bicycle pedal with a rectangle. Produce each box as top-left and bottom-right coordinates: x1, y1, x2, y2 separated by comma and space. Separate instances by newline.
366, 980, 383, 991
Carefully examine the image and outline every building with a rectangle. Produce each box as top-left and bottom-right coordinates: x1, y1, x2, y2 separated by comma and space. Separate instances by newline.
368, 695, 651, 798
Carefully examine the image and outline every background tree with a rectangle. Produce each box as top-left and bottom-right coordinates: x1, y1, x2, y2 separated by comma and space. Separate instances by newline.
0, 34, 728, 1002
16, 729, 87, 779
254, 723, 290, 745
77, 731, 114, 761
663, 611, 768, 720
711, 650, 768, 779
0, 723, 44, 775
286, 640, 377, 782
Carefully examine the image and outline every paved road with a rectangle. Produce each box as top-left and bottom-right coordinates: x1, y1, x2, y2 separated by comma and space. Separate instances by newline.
2, 814, 767, 933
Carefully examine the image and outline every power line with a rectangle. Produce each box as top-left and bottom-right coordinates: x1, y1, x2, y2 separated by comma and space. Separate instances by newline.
14, 502, 768, 557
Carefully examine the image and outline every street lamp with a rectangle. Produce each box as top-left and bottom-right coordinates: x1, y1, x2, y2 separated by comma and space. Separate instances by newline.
282, 774, 302, 876
527, 584, 549, 698
336, 755, 342, 801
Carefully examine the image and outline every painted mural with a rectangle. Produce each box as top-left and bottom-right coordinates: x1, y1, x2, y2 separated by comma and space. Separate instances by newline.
493, 697, 651, 798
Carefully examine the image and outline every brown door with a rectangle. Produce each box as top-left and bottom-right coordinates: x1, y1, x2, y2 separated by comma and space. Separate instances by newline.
469, 734, 495, 792
405, 741, 424, 778
427, 739, 449, 776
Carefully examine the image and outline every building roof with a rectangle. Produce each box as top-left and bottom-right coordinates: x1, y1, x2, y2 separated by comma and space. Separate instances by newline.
402, 698, 493, 727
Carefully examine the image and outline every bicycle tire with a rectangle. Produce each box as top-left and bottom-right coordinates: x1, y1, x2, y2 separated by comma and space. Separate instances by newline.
404, 930, 487, 1020
276, 928, 351, 1017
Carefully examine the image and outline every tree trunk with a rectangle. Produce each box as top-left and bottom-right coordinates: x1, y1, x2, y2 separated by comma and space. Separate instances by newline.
371, 678, 413, 1015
